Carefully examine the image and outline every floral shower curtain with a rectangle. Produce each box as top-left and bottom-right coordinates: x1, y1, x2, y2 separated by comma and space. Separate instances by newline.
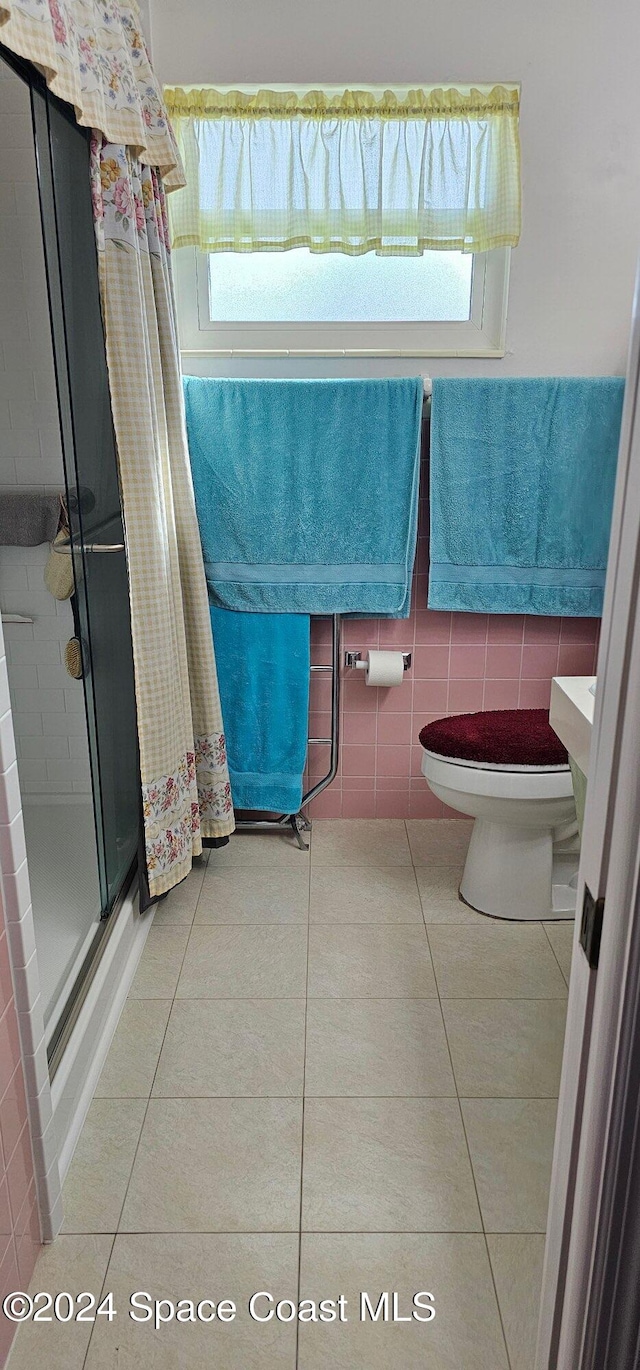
1, 0, 235, 897
91, 140, 234, 898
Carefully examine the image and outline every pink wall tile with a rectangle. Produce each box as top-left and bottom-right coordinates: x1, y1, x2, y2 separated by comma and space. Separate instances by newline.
342, 745, 376, 777
485, 644, 523, 678
450, 612, 489, 644
342, 713, 377, 745
409, 788, 444, 818
377, 746, 411, 778
0, 782, 42, 1365
308, 789, 343, 818
306, 600, 599, 820
376, 713, 413, 745
0, 1065, 29, 1168
0, 1242, 20, 1365
519, 678, 553, 708
6, 1124, 34, 1228
557, 643, 598, 675
376, 775, 411, 792
487, 615, 525, 644
560, 616, 601, 644
0, 1179, 11, 1257
414, 610, 451, 643
413, 644, 450, 678
14, 1185, 39, 1290
412, 680, 449, 714
378, 619, 414, 647
341, 790, 377, 818
447, 679, 485, 713
375, 791, 411, 818
411, 744, 427, 777
521, 643, 561, 678
524, 616, 562, 645
343, 619, 379, 648
450, 644, 487, 678
378, 682, 413, 713
483, 679, 521, 710
342, 678, 377, 712
0, 1005, 21, 1103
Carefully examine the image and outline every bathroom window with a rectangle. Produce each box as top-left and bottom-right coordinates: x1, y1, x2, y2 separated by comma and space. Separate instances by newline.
168, 84, 520, 358
174, 242, 510, 356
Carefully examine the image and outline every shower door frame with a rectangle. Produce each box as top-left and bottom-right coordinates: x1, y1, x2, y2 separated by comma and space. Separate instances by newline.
0, 44, 142, 1074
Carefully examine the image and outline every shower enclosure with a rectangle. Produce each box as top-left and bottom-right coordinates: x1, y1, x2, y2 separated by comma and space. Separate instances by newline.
0, 49, 140, 1072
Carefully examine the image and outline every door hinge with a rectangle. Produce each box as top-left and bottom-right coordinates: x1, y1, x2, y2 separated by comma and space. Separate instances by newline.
580, 885, 605, 970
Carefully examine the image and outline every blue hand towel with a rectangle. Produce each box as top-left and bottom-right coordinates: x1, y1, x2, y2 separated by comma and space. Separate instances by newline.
184, 376, 422, 618
210, 606, 310, 813
428, 377, 624, 616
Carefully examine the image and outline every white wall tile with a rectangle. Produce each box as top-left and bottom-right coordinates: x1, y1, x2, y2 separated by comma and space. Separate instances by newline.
13, 689, 65, 713
7, 665, 38, 691
36, 664, 73, 691
2, 590, 56, 618
13, 715, 44, 737
0, 856, 31, 922
0, 762, 22, 825
15, 759, 47, 783
0, 811, 27, 875
0, 656, 10, 716
68, 736, 89, 759
0, 708, 17, 771
42, 712, 86, 737
9, 641, 59, 667
47, 758, 90, 783
63, 688, 84, 712
6, 905, 36, 970
20, 736, 69, 761
21, 780, 74, 794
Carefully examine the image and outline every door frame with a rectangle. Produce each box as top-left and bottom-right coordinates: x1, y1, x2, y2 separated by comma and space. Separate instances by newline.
537, 264, 640, 1367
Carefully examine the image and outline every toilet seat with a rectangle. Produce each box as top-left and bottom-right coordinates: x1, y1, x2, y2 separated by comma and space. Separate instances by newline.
419, 707, 569, 768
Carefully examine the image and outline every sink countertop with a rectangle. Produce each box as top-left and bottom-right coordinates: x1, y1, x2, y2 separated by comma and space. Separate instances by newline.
550, 675, 596, 777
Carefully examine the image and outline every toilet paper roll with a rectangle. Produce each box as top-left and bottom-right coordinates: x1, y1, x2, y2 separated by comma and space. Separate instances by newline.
362, 650, 406, 687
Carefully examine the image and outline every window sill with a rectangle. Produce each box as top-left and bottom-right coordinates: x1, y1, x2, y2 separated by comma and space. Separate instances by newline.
180, 345, 507, 359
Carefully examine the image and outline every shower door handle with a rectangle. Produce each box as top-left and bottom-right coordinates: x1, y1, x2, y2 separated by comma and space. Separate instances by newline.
53, 539, 125, 555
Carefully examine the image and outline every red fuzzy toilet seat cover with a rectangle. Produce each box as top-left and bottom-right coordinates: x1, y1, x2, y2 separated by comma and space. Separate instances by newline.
419, 709, 569, 768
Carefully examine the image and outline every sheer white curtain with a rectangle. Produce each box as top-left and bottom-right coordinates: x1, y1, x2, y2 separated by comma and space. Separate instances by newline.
166, 85, 521, 256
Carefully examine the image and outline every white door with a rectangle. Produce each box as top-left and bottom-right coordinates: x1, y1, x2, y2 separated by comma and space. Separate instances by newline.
537, 267, 640, 1367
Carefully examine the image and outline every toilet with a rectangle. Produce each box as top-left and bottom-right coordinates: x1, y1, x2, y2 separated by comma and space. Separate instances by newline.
420, 709, 579, 921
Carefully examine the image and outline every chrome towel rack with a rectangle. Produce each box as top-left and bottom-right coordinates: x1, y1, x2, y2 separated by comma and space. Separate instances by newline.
234, 613, 342, 850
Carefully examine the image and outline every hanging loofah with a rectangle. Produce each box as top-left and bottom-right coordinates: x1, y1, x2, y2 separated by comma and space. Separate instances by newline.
64, 637, 84, 680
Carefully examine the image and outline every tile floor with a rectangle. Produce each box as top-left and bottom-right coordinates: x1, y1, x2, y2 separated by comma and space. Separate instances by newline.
9, 819, 573, 1370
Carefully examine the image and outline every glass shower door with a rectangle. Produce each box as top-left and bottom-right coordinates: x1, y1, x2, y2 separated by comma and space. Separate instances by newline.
33, 87, 141, 917
0, 48, 140, 1057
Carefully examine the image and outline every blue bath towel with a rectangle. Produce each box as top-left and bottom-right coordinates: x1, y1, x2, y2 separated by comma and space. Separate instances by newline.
428, 377, 624, 616
184, 376, 422, 618
210, 606, 310, 813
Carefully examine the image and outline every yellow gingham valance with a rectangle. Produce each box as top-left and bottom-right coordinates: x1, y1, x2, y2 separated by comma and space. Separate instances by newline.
164, 84, 521, 255
0, 0, 185, 188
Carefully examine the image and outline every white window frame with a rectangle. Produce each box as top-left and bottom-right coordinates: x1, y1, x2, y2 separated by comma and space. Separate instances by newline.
174, 244, 511, 359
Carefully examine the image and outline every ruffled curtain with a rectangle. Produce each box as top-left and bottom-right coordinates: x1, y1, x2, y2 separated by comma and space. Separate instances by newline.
0, 0, 184, 187
165, 85, 521, 256
91, 140, 234, 897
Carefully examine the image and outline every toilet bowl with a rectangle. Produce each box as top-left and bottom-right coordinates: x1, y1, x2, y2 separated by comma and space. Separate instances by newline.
420, 709, 578, 921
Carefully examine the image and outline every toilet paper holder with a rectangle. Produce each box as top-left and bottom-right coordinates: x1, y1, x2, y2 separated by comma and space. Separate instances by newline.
345, 650, 411, 671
